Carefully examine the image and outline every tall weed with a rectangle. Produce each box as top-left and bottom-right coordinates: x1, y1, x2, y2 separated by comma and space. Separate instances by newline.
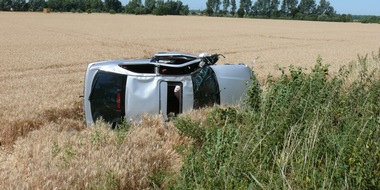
173, 52, 380, 189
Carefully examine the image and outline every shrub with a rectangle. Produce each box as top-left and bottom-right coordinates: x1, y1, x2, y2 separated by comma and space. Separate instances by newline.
237, 8, 244, 18
304, 14, 318, 21
109, 9, 116, 14
206, 8, 213, 16
245, 72, 262, 112
317, 14, 328, 21
153, 6, 168, 16
174, 117, 204, 146
134, 7, 145, 15
172, 53, 380, 189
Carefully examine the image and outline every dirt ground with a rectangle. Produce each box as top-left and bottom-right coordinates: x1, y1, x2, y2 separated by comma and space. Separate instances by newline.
1, 12, 379, 121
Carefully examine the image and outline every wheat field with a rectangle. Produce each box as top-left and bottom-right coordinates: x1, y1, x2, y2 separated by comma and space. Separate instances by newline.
0, 12, 379, 188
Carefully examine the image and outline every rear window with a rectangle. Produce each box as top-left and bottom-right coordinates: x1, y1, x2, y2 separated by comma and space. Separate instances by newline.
191, 66, 220, 108
89, 71, 127, 125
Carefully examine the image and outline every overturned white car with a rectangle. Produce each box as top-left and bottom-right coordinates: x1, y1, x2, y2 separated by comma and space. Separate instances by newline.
84, 52, 253, 127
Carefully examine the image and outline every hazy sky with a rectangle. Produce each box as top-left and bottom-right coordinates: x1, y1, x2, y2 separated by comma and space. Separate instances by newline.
123, 0, 380, 16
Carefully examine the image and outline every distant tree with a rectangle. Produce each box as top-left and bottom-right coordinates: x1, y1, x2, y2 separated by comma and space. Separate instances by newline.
10, 0, 27, 11
125, 0, 142, 14
316, 0, 334, 16
149, 0, 189, 16
156, 0, 164, 7
165, 0, 176, 14
28, 0, 46, 11
152, 3, 167, 15
252, 0, 279, 17
237, 7, 244, 17
180, 5, 189, 15
345, 14, 353, 22
84, 0, 90, 11
222, 0, 230, 14
62, 0, 76, 12
134, 6, 145, 14
105, 0, 122, 12
82, 0, 103, 12
165, 0, 185, 15
91, 0, 103, 12
298, 0, 316, 14
269, 0, 280, 17
230, 0, 236, 15
77, 0, 85, 12
317, 13, 328, 21
368, 16, 379, 23
144, 0, 155, 13
280, 0, 287, 15
206, 0, 213, 15
47, 0, 64, 12
0, 0, 4, 11
280, 0, 298, 16
206, 0, 221, 14
333, 14, 354, 22
252, 0, 269, 16
239, 0, 251, 16
214, 0, 221, 14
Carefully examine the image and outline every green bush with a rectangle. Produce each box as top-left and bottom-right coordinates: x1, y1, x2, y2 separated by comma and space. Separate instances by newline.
174, 117, 205, 146
152, 6, 168, 16
304, 14, 318, 21
317, 14, 328, 21
361, 16, 380, 24
294, 13, 304, 20
172, 53, 380, 189
109, 9, 116, 14
237, 8, 244, 18
205, 8, 213, 16
134, 7, 145, 15
245, 72, 262, 112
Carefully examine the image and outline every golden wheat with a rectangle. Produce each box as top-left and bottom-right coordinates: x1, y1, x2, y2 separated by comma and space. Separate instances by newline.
0, 115, 187, 189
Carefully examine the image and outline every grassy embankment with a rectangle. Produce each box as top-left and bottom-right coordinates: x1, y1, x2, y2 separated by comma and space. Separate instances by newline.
1, 50, 379, 189
171, 50, 380, 189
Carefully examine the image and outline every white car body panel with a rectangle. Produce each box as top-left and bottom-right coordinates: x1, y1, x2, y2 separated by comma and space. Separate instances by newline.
83, 52, 253, 127
124, 75, 193, 119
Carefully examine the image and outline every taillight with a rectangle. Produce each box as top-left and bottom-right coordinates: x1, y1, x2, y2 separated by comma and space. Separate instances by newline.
116, 90, 121, 109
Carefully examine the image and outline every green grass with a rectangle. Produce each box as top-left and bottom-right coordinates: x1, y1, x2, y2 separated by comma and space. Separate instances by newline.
171, 52, 380, 189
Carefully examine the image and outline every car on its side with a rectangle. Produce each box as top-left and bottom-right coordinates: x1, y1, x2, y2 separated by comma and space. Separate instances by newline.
83, 52, 253, 127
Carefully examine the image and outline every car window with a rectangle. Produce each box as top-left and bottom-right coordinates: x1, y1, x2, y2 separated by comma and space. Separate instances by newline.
191, 66, 220, 108
90, 71, 127, 125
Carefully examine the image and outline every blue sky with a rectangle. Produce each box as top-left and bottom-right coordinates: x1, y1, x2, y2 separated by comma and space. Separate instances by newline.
123, 0, 380, 16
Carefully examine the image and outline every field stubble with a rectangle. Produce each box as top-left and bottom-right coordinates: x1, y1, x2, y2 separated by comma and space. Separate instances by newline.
1, 12, 380, 188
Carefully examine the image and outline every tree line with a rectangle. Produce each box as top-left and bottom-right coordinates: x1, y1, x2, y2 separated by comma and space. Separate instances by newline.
0, 0, 189, 15
206, 0, 357, 22
1, 0, 379, 23
125, 0, 189, 15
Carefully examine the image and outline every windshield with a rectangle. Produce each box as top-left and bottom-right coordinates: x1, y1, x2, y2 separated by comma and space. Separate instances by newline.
191, 66, 220, 108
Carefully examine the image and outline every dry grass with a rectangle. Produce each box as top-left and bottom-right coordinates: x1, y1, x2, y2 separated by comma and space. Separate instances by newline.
0, 115, 185, 189
1, 12, 380, 188
0, 100, 85, 149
